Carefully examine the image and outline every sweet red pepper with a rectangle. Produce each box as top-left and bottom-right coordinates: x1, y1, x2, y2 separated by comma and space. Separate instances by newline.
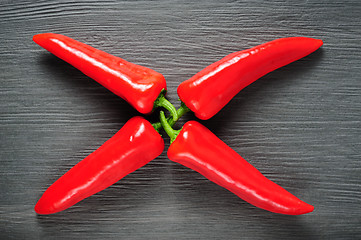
34, 34, 322, 216
160, 112, 313, 215
33, 33, 176, 117
178, 37, 323, 120
35, 116, 164, 214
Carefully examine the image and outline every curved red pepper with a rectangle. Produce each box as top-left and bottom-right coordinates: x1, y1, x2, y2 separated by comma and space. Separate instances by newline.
33, 33, 167, 114
167, 120, 314, 215
35, 116, 164, 215
178, 37, 323, 120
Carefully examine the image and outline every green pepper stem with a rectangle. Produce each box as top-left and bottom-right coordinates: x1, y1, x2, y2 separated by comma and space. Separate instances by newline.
160, 111, 181, 143
152, 101, 190, 131
168, 101, 190, 126
154, 93, 178, 121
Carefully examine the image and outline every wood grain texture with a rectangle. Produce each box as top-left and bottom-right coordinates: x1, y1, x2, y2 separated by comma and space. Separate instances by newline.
1, 0, 360, 239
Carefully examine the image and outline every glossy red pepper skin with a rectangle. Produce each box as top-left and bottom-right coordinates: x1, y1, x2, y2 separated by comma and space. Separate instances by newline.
167, 121, 314, 215
33, 33, 166, 114
178, 37, 323, 120
35, 116, 164, 215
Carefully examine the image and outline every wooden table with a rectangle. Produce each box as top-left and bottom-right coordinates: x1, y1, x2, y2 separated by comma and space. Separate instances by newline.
1, 1, 360, 239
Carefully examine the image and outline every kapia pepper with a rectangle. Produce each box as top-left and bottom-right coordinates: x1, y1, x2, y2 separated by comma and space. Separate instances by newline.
35, 116, 164, 214
178, 37, 323, 120
160, 112, 313, 215
33, 33, 177, 118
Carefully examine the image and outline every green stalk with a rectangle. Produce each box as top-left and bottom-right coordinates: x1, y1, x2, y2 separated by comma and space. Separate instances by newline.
159, 111, 181, 143
153, 92, 178, 121
152, 102, 190, 131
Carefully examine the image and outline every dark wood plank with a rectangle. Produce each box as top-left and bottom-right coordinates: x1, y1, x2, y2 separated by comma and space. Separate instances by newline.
1, 0, 360, 239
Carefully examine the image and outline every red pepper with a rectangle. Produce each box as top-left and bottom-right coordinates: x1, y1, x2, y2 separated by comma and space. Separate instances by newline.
33, 33, 173, 116
35, 116, 164, 214
160, 112, 313, 215
178, 37, 323, 120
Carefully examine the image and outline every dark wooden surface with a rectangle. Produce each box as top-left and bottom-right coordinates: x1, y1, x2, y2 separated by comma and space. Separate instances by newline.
1, 1, 360, 239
